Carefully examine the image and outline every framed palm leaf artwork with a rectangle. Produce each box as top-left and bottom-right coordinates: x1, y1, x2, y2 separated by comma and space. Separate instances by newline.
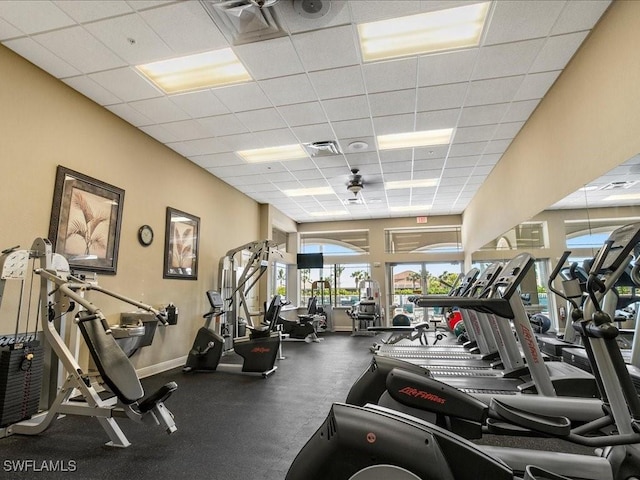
164, 207, 199, 280
49, 166, 125, 274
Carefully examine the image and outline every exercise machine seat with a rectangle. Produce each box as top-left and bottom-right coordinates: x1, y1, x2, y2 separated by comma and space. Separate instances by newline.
78, 311, 144, 404
78, 311, 175, 408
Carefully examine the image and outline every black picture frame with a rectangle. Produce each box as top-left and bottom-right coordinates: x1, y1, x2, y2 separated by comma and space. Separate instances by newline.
163, 207, 199, 280
48, 166, 125, 275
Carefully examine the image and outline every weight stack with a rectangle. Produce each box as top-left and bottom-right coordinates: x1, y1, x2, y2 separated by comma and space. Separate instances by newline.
0, 342, 44, 427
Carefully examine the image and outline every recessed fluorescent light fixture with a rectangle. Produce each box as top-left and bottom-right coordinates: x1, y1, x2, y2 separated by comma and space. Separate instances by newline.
237, 144, 308, 163
389, 205, 432, 212
578, 185, 599, 191
283, 187, 335, 197
604, 193, 640, 201
309, 210, 349, 217
385, 178, 439, 190
357, 2, 490, 62
378, 129, 454, 150
137, 48, 251, 94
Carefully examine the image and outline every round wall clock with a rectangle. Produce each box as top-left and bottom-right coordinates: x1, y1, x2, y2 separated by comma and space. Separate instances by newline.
138, 225, 154, 246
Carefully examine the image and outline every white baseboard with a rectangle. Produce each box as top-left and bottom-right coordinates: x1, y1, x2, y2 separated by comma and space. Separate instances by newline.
137, 355, 187, 379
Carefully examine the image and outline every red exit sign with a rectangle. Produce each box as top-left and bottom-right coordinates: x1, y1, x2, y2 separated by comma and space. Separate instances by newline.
416, 216, 428, 224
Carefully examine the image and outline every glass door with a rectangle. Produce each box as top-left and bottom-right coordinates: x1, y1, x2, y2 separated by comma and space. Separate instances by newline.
388, 262, 462, 325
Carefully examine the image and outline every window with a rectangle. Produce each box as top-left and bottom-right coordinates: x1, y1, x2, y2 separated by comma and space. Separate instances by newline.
300, 230, 369, 255
389, 262, 463, 323
272, 227, 289, 253
384, 226, 462, 253
564, 218, 637, 249
299, 263, 371, 308
273, 262, 287, 299
479, 221, 548, 251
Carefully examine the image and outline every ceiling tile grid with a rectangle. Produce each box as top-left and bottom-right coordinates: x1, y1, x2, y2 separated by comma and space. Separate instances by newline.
0, 0, 612, 222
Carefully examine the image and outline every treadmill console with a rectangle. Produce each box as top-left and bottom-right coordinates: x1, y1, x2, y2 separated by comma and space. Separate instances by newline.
596, 222, 640, 272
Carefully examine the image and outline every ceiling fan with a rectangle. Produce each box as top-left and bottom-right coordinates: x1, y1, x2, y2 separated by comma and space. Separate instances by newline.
347, 168, 365, 197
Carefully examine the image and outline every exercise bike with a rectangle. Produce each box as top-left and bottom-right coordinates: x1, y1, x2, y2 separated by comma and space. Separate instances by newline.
183, 292, 283, 378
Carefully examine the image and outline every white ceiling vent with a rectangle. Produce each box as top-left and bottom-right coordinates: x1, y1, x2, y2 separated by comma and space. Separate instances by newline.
600, 181, 638, 190
200, 0, 286, 45
303, 140, 342, 157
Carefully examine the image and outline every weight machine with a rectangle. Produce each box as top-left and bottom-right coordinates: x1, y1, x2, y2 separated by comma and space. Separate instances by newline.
0, 238, 177, 448
217, 240, 278, 349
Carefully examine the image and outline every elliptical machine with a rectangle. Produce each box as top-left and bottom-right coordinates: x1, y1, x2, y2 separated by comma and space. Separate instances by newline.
183, 292, 283, 378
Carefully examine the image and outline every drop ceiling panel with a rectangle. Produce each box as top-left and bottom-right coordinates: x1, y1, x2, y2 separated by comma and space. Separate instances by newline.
63, 75, 122, 106
415, 108, 461, 130
291, 25, 360, 72
483, 0, 565, 45
34, 26, 128, 73
4, 37, 80, 78
198, 114, 250, 137
308, 65, 366, 100
235, 108, 287, 132
105, 103, 154, 127
502, 100, 540, 123
465, 76, 524, 107
373, 114, 416, 135
417, 48, 478, 87
417, 83, 468, 112
139, 124, 179, 144
291, 123, 336, 143
369, 89, 418, 117
323, 95, 371, 122
252, 128, 299, 147
0, 1, 74, 35
453, 125, 497, 144
260, 73, 319, 106
191, 152, 243, 169
161, 119, 213, 141
471, 39, 545, 80
85, 13, 173, 65
551, 1, 611, 35
529, 31, 589, 72
449, 141, 488, 157
55, 0, 134, 23
89, 67, 161, 102
348, 0, 421, 24
362, 58, 417, 93
277, 102, 328, 127
234, 36, 303, 79
0, 17, 27, 40
129, 96, 190, 124
169, 90, 230, 118
332, 118, 374, 140
493, 121, 525, 140
514, 70, 561, 101
458, 104, 509, 127
140, 1, 229, 55
213, 83, 272, 112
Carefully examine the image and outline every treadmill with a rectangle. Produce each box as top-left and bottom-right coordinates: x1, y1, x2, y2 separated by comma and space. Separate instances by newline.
393, 253, 596, 397
376, 262, 529, 373
368, 268, 480, 352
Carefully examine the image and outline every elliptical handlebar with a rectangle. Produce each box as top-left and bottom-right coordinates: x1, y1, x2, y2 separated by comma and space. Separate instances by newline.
548, 251, 581, 310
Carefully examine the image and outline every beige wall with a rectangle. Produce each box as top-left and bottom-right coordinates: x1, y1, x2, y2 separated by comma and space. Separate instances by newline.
0, 45, 261, 373
462, 1, 640, 254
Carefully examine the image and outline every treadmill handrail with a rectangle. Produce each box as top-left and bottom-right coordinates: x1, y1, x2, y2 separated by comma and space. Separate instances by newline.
412, 297, 514, 319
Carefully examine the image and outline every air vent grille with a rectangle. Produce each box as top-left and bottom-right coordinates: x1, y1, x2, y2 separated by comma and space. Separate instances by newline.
303, 140, 342, 157
200, 0, 286, 45
600, 181, 638, 190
